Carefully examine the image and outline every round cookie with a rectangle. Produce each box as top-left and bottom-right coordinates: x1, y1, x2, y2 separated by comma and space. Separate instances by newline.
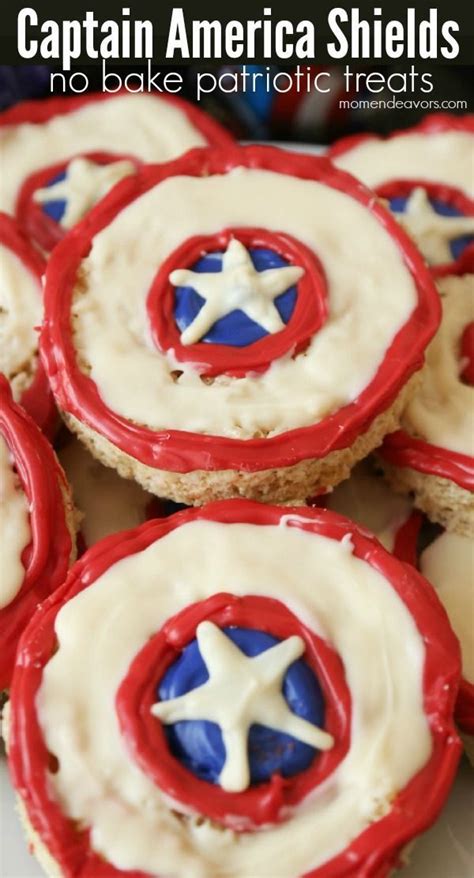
419, 530, 474, 761
58, 434, 161, 550
0, 376, 75, 691
7, 501, 461, 878
0, 90, 233, 250
41, 145, 440, 505
0, 212, 57, 434
330, 114, 474, 277
381, 273, 474, 536
320, 465, 473, 756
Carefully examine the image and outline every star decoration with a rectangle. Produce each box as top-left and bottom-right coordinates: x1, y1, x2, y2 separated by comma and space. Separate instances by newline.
34, 157, 135, 229
151, 621, 334, 793
392, 187, 474, 265
169, 238, 304, 346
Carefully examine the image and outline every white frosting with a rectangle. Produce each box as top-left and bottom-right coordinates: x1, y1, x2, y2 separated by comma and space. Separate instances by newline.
393, 187, 474, 266
326, 463, 412, 551
334, 131, 474, 198
0, 94, 207, 214
0, 434, 30, 610
73, 167, 417, 439
58, 437, 154, 546
403, 275, 474, 457
151, 621, 333, 793
0, 243, 42, 399
420, 531, 473, 684
34, 157, 135, 229
170, 238, 304, 345
37, 519, 431, 878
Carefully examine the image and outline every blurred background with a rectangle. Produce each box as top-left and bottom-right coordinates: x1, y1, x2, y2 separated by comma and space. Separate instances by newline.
1, 62, 472, 143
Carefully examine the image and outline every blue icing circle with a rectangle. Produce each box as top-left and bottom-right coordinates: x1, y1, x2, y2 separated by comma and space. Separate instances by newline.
389, 195, 473, 261
158, 627, 325, 786
40, 169, 67, 223
174, 247, 298, 347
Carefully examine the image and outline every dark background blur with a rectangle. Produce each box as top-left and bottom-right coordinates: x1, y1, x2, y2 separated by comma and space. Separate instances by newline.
0, 62, 472, 143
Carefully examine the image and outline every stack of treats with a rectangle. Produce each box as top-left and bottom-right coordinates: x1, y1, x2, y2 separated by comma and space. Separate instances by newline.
0, 94, 472, 878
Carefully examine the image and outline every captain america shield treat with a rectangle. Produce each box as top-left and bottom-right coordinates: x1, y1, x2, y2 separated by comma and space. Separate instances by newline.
316, 464, 473, 758
330, 115, 474, 278
41, 146, 440, 505
0, 212, 56, 434
6, 500, 461, 878
0, 377, 75, 692
381, 273, 474, 537
0, 91, 233, 250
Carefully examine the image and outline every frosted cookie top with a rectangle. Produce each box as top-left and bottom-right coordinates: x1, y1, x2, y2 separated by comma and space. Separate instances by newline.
59, 436, 157, 547
41, 146, 440, 474
383, 273, 474, 491
421, 530, 473, 685
331, 115, 474, 277
0, 377, 73, 689
0, 213, 55, 433
0, 91, 232, 219
7, 502, 461, 878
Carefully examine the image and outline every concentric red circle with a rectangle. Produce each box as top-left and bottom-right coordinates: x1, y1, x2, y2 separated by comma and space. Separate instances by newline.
376, 180, 474, 278
147, 227, 328, 377
40, 144, 440, 474
116, 592, 350, 830
7, 500, 461, 878
16, 152, 143, 253
0, 376, 72, 689
329, 113, 474, 279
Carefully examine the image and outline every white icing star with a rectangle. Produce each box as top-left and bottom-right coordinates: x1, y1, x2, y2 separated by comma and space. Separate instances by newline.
392, 187, 474, 265
34, 157, 135, 229
151, 621, 333, 793
169, 238, 304, 346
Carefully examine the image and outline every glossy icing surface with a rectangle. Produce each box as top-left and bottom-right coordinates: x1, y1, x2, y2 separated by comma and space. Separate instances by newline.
0, 93, 231, 214
156, 621, 334, 792
8, 503, 461, 878
71, 163, 416, 438
35, 518, 431, 876
331, 116, 474, 276
0, 434, 30, 610
333, 129, 473, 197
403, 274, 474, 457
34, 156, 135, 229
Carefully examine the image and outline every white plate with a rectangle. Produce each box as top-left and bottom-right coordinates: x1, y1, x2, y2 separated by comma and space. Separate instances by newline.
1, 755, 473, 877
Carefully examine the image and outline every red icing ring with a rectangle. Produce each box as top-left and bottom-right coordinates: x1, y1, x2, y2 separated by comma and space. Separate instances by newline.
40, 145, 440, 474
381, 429, 474, 492
117, 592, 350, 831
0, 376, 72, 689
16, 152, 143, 253
376, 180, 474, 279
0, 212, 57, 435
148, 227, 328, 377
329, 114, 474, 280
8, 501, 461, 878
